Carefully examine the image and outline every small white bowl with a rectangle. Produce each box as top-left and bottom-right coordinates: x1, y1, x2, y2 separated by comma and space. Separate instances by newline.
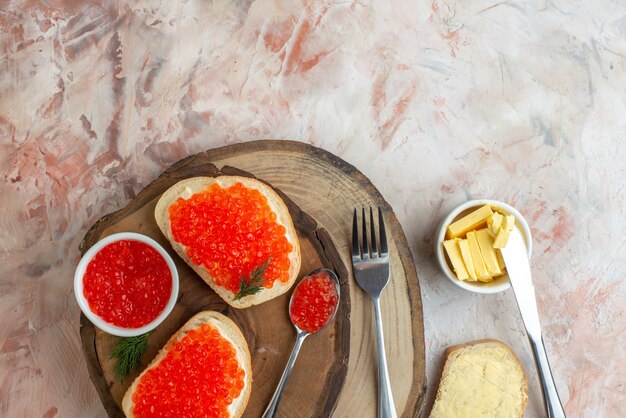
435, 199, 532, 294
74, 232, 179, 337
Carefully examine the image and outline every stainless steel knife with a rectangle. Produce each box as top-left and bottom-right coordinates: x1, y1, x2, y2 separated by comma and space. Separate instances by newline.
500, 227, 567, 418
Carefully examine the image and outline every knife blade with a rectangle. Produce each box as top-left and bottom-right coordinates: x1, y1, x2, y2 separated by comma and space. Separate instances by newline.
501, 227, 567, 418
500, 227, 541, 338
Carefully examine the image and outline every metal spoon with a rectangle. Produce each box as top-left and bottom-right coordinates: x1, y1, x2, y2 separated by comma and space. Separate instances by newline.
261, 268, 341, 418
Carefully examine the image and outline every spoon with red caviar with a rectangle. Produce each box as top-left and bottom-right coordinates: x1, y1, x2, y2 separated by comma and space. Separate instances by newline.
262, 268, 340, 418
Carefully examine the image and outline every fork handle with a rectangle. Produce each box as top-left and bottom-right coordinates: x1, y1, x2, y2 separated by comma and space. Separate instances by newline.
372, 296, 397, 418
529, 335, 567, 418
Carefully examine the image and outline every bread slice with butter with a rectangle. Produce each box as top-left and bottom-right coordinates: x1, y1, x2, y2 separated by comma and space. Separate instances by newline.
430, 339, 528, 418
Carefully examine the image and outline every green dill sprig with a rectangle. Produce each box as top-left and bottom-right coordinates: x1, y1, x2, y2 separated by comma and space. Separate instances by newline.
233, 258, 271, 301
110, 332, 151, 379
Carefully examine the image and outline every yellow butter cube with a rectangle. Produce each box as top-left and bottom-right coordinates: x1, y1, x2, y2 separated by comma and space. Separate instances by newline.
443, 239, 469, 281
487, 212, 504, 236
495, 248, 506, 270
447, 205, 494, 239
467, 231, 492, 281
493, 215, 516, 248
458, 239, 477, 281
476, 228, 503, 276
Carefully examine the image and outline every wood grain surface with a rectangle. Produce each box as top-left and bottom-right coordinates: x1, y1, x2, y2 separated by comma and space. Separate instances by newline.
79, 140, 426, 417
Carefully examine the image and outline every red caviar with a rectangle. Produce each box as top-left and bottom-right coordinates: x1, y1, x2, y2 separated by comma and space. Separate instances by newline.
82, 240, 172, 328
289, 272, 339, 333
168, 182, 292, 294
131, 323, 245, 418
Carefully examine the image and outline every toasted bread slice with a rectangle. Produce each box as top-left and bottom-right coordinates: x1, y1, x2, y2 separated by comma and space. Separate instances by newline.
154, 176, 301, 308
429, 339, 528, 418
122, 311, 252, 418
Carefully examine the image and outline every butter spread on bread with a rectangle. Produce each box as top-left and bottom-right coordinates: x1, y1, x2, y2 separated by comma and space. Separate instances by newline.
429, 339, 528, 418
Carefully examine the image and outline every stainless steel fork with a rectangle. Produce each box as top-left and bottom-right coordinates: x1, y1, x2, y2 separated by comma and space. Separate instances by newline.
352, 207, 397, 418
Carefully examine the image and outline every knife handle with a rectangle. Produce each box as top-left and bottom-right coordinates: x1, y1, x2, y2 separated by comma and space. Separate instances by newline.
529, 336, 567, 418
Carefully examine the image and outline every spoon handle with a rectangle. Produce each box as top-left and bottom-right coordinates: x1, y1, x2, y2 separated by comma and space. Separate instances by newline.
261, 331, 308, 418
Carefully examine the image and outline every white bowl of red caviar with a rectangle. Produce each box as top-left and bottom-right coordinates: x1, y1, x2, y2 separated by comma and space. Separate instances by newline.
74, 232, 179, 337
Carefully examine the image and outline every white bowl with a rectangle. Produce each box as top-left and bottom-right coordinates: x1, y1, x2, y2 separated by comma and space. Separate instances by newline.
74, 232, 179, 337
435, 199, 532, 294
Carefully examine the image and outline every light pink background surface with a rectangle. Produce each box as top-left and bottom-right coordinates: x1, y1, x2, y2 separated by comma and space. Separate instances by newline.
1, 1, 625, 417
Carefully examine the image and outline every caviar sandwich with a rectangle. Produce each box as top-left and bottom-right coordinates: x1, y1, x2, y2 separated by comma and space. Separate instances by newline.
155, 176, 301, 308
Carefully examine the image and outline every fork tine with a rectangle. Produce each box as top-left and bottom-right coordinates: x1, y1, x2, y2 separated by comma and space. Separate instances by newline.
352, 209, 360, 258
361, 207, 369, 258
369, 207, 377, 257
378, 206, 388, 255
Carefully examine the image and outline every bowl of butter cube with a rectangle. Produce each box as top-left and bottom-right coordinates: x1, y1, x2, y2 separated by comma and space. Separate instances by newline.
435, 199, 532, 294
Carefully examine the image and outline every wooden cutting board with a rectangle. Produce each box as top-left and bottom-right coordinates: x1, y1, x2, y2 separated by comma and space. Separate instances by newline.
79, 140, 426, 418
